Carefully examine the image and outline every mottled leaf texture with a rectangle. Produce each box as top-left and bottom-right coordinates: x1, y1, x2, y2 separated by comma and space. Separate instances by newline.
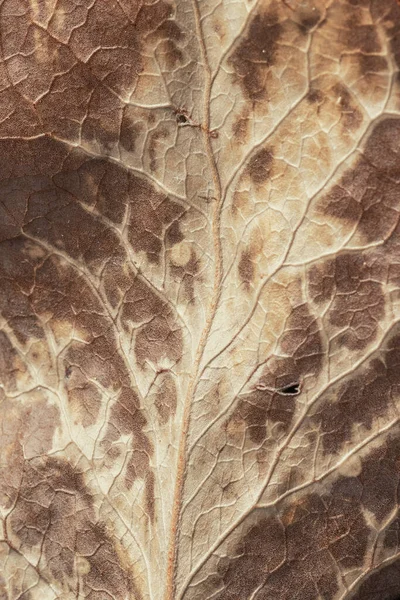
3, 1, 400, 600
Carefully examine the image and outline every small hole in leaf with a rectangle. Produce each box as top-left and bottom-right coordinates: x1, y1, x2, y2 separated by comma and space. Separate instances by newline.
278, 383, 300, 395
176, 113, 189, 125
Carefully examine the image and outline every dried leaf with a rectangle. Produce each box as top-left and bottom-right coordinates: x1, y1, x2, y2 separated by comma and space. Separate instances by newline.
1, 1, 400, 599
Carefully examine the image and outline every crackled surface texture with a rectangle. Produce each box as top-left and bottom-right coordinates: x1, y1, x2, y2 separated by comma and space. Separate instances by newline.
2, 0, 400, 599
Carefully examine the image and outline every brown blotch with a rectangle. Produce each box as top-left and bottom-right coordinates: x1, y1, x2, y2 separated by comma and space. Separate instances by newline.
358, 432, 400, 522
6, 136, 185, 267
307, 88, 324, 105
308, 258, 336, 305
297, 10, 322, 34
238, 249, 255, 287
351, 559, 400, 600
207, 475, 369, 599
341, 21, 382, 54
149, 127, 169, 173
311, 316, 400, 460
0, 239, 45, 344
0, 331, 21, 391
229, 10, 283, 101
309, 252, 385, 350
320, 117, 400, 243
66, 378, 102, 428
331, 253, 384, 350
232, 110, 250, 144
101, 387, 155, 522
247, 147, 273, 185
332, 83, 363, 132
9, 456, 142, 599
127, 176, 185, 264
120, 112, 142, 153
121, 277, 183, 367
154, 373, 177, 424
214, 514, 286, 599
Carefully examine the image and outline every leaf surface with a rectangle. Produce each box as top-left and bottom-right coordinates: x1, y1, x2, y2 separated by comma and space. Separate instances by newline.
1, 1, 400, 599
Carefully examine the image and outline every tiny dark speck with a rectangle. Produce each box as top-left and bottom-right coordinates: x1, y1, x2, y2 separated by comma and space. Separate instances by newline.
278, 383, 300, 395
65, 366, 72, 379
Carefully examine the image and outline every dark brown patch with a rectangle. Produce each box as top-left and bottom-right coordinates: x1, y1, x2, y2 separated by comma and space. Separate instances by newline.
0, 331, 20, 391
297, 10, 322, 34
204, 475, 369, 599
213, 515, 286, 599
313, 325, 400, 455
152, 11, 184, 69
329, 253, 384, 350
149, 127, 169, 173
358, 54, 388, 78
47, 144, 186, 265
121, 277, 183, 366
307, 88, 324, 104
332, 83, 363, 132
229, 10, 283, 101
320, 117, 400, 243
120, 111, 142, 153
154, 373, 177, 424
351, 559, 400, 600
66, 377, 102, 427
238, 249, 255, 286
341, 21, 382, 54
308, 258, 336, 305
0, 239, 45, 344
127, 175, 185, 264
232, 111, 250, 144
9, 456, 142, 599
230, 302, 323, 444
101, 387, 155, 521
247, 147, 273, 185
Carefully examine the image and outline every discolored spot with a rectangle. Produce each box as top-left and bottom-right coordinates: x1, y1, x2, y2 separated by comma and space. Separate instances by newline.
0, 331, 21, 391
161, 38, 184, 69
9, 456, 142, 599
297, 10, 322, 34
308, 258, 336, 305
314, 326, 400, 458
351, 559, 400, 600
247, 147, 273, 185
154, 373, 177, 424
121, 277, 183, 366
127, 175, 185, 264
66, 379, 102, 428
330, 253, 384, 350
214, 514, 286, 599
358, 54, 388, 78
232, 110, 250, 144
332, 83, 363, 132
229, 10, 283, 101
238, 249, 255, 286
320, 117, 400, 243
341, 22, 382, 54
149, 127, 169, 173
307, 88, 324, 105
206, 475, 370, 599
120, 113, 142, 153
101, 388, 155, 521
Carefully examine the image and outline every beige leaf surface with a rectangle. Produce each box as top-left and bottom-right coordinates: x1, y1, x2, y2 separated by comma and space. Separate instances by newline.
1, 1, 400, 599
